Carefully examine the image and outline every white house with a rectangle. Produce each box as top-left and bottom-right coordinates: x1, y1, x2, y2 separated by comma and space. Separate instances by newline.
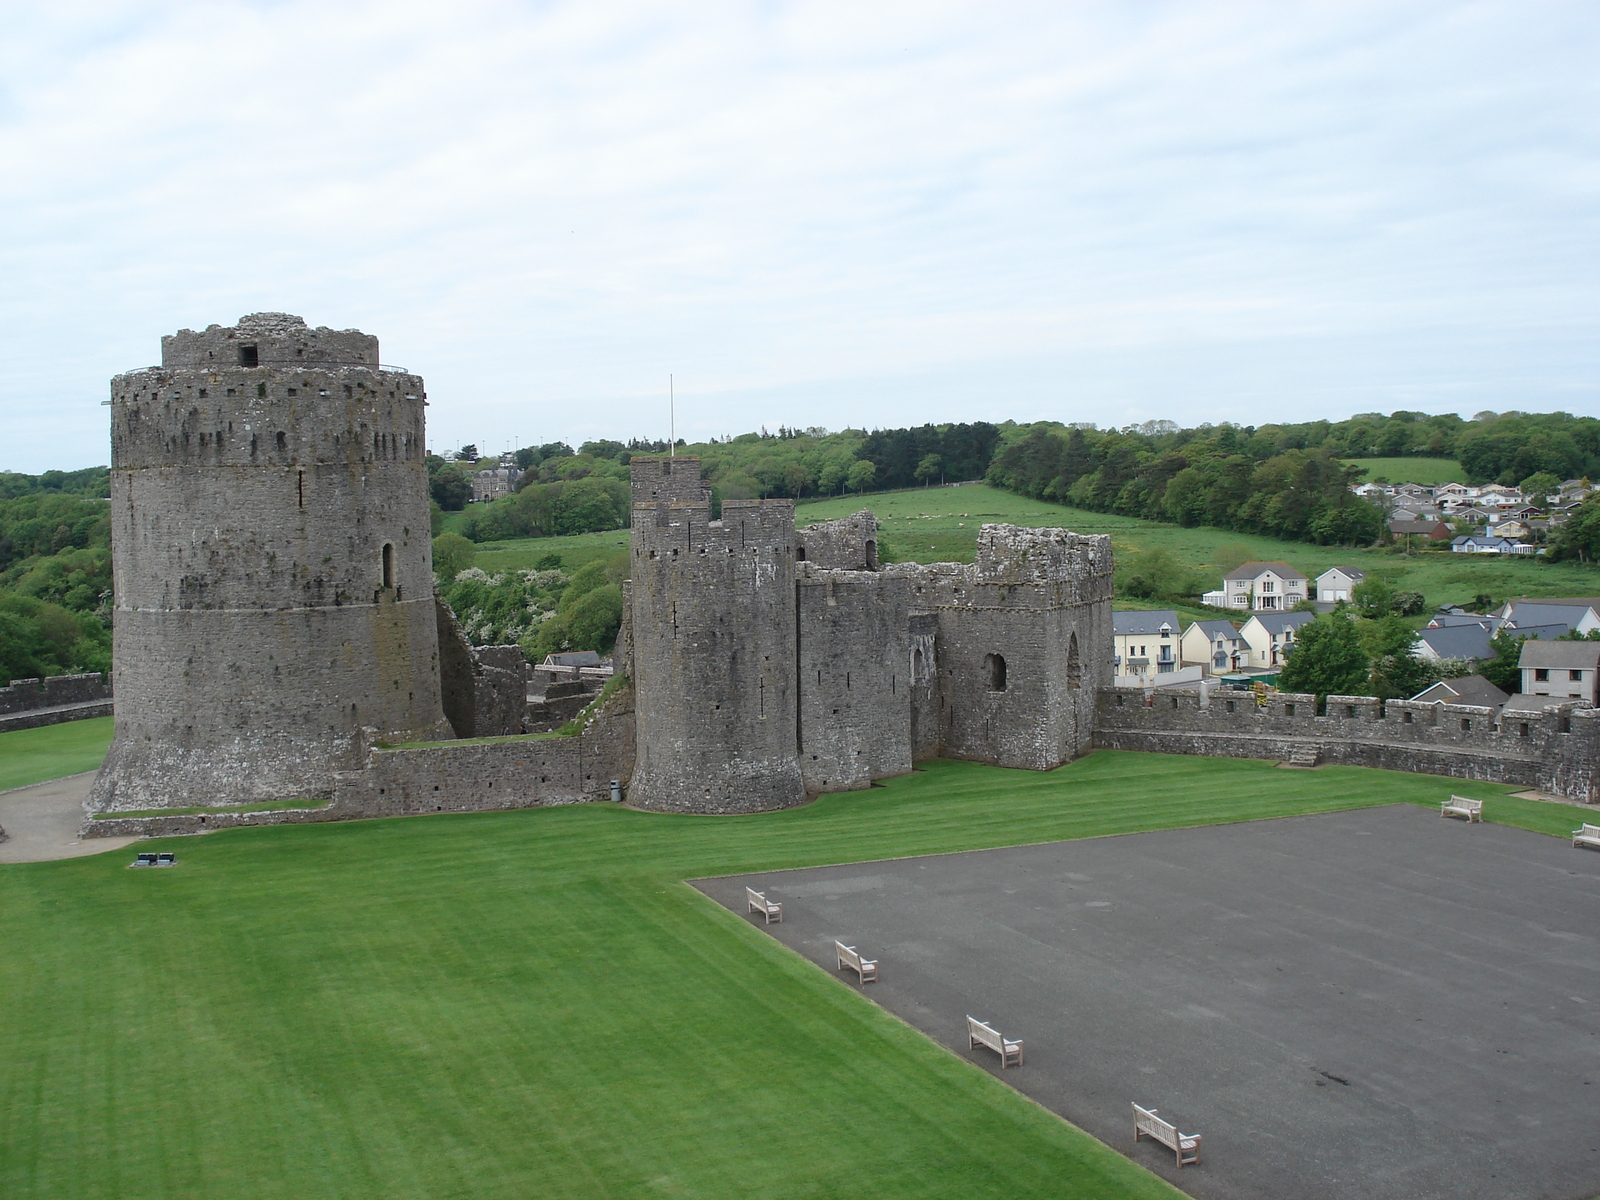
1112, 610, 1180, 681
1238, 611, 1315, 670
1518, 640, 1600, 706
1202, 562, 1309, 611
1316, 566, 1366, 604
1180, 619, 1247, 674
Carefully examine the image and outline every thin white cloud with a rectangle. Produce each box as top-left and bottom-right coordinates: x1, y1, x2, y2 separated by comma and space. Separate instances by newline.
0, 0, 1594, 469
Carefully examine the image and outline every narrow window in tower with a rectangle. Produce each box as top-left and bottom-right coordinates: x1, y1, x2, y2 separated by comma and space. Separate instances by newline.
985, 653, 1007, 692
297, 471, 304, 508
239, 345, 258, 367
865, 539, 878, 570
382, 543, 394, 589
257, 384, 267, 398
1067, 632, 1082, 689
276, 431, 287, 451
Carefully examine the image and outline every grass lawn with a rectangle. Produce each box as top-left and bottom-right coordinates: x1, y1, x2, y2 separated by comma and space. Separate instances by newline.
0, 749, 1571, 1200
1343, 456, 1466, 485
0, 717, 113, 792
796, 484, 1600, 611
466, 528, 630, 575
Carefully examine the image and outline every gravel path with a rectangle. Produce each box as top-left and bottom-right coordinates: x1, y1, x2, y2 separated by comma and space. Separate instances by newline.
0, 772, 138, 863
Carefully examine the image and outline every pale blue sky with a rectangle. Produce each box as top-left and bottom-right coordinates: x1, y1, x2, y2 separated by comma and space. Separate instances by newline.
1, 0, 1595, 471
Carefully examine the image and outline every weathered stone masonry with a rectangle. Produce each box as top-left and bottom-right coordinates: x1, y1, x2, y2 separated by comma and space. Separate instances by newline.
89, 314, 454, 814
621, 456, 1116, 814
1094, 686, 1600, 801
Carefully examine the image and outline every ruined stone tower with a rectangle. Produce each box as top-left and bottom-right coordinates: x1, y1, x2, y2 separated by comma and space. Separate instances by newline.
88, 313, 454, 813
626, 457, 806, 813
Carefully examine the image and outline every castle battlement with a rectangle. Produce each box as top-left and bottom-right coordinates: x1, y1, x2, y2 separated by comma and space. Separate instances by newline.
162, 312, 379, 369
1095, 685, 1599, 800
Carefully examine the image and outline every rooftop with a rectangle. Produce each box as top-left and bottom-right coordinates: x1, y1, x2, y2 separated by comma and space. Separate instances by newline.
1223, 561, 1307, 582
1112, 609, 1178, 637
1516, 640, 1600, 670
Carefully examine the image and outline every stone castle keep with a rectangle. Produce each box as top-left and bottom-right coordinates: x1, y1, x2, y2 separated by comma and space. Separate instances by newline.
83, 314, 1597, 836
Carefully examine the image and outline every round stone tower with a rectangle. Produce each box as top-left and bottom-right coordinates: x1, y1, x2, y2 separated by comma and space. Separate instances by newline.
626, 456, 806, 813
87, 313, 454, 813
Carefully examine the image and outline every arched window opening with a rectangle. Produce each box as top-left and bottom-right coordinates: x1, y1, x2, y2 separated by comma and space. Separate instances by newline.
864, 539, 878, 570
1066, 632, 1082, 689
381, 543, 395, 589
913, 647, 924, 681
796, 545, 806, 561
985, 652, 1007, 692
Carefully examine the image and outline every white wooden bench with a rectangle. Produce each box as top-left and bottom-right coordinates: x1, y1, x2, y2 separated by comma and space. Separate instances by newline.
1440, 795, 1483, 822
1133, 1103, 1201, 1167
746, 887, 782, 924
834, 941, 878, 984
1573, 823, 1600, 850
965, 1016, 1022, 1067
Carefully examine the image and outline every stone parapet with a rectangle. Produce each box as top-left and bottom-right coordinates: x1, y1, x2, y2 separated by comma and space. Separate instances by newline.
1094, 687, 1599, 802
0, 672, 110, 715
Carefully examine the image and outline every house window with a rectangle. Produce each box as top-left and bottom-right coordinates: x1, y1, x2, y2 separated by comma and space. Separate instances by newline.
1571, 670, 1584, 681
1460, 718, 1471, 732
1402, 710, 1413, 724
1519, 723, 1530, 737
1535, 669, 1549, 682
1284, 703, 1297, 717
1260, 581, 1275, 592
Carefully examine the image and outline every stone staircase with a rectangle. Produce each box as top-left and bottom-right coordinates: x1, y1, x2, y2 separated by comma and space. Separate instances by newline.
1281, 744, 1322, 769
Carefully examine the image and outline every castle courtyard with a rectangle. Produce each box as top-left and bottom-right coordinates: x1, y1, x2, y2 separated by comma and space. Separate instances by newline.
0, 749, 1592, 1199
699, 803, 1600, 1200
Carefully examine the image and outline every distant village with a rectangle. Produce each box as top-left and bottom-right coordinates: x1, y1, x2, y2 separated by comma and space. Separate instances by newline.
1116, 554, 1600, 733
1355, 475, 1596, 554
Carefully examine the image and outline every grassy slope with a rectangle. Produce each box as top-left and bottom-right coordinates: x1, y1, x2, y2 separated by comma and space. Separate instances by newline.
464, 528, 630, 575
0, 750, 1573, 1200
0, 717, 113, 791
796, 484, 1600, 610
1343, 457, 1466, 485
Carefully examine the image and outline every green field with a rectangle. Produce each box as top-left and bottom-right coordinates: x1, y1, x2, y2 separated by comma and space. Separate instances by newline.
0, 717, 113, 792
460, 528, 631, 575
795, 485, 1599, 611
449, 479, 1598, 613
0, 747, 1572, 1200
1343, 457, 1467, 485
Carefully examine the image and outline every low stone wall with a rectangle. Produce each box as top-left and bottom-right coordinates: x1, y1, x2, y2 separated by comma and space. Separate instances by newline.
0, 700, 113, 732
82, 684, 637, 838
1094, 686, 1600, 802
0, 673, 111, 715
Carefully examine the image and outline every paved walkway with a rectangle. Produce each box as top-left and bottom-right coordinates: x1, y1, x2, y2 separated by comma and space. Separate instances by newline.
697, 806, 1600, 1200
0, 772, 137, 863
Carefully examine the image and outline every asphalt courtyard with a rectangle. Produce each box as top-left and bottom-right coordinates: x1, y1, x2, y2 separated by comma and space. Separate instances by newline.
695, 805, 1600, 1200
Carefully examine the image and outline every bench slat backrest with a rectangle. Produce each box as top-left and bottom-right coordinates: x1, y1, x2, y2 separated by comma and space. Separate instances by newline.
1133, 1104, 1176, 1141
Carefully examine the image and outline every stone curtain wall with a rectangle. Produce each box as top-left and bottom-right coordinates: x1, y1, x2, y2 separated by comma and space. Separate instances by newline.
796, 566, 914, 792
1094, 687, 1600, 802
0, 672, 112, 731
0, 673, 111, 714
83, 684, 635, 838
